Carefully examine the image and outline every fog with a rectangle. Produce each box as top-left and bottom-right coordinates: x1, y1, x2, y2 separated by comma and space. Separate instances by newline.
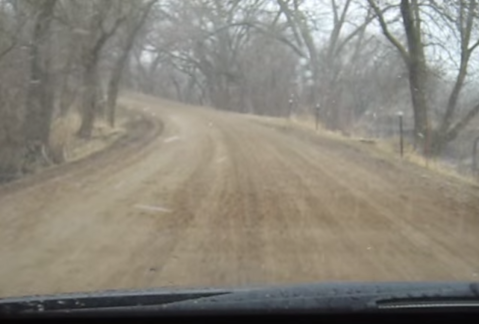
1, 0, 479, 179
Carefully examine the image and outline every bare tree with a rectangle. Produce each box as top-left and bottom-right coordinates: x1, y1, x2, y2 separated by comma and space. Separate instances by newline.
0, 0, 160, 178
369, 0, 479, 154
432, 0, 479, 153
73, 0, 126, 138
274, 0, 378, 130
5, 0, 479, 181
23, 0, 57, 160
138, 0, 294, 114
106, 0, 157, 127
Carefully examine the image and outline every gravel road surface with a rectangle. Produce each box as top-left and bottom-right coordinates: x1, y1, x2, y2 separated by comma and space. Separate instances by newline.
1, 94, 479, 298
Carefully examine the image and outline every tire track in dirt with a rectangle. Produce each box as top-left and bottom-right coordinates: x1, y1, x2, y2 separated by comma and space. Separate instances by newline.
136, 125, 220, 287
215, 119, 383, 283
286, 140, 479, 279
2, 95, 479, 298
0, 109, 163, 250
206, 116, 479, 282
261, 122, 479, 280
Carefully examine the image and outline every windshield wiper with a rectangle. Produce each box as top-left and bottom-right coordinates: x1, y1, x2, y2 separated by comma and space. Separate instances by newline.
1, 282, 479, 318
0, 289, 231, 316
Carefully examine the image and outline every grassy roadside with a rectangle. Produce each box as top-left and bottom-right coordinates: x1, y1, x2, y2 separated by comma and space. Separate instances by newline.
244, 113, 478, 186
0, 103, 135, 185
49, 108, 128, 164
374, 137, 477, 185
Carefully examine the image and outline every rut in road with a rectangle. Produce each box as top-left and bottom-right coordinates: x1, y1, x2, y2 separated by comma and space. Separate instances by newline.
1, 94, 479, 298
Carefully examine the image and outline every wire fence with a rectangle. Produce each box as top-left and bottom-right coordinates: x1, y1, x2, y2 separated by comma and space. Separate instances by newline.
288, 104, 479, 181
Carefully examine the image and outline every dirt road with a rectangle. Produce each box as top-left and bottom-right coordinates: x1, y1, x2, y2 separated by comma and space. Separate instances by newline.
1, 94, 479, 298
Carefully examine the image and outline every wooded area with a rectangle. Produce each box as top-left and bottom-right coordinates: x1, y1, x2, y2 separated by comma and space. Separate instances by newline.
1, 0, 479, 180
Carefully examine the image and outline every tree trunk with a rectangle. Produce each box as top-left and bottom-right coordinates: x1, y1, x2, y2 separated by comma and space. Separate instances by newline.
106, 1, 156, 127
106, 55, 127, 128
400, 0, 429, 150
431, 1, 477, 155
23, 0, 57, 150
171, 75, 183, 102
77, 61, 98, 139
407, 59, 429, 145
58, 49, 76, 117
431, 102, 479, 155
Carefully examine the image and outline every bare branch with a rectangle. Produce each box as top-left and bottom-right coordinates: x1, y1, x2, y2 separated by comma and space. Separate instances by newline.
367, 0, 409, 64
0, 40, 15, 61
446, 102, 479, 141
469, 38, 479, 53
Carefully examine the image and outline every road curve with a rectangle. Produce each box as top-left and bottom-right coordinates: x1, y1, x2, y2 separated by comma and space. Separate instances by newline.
1, 94, 479, 298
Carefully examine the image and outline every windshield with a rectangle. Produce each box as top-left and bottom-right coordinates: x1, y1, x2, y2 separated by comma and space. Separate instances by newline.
1, 0, 479, 300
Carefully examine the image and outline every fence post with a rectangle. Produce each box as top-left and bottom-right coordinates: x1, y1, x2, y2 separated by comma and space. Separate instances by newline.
398, 111, 404, 158
288, 98, 294, 120
315, 104, 320, 131
473, 136, 479, 175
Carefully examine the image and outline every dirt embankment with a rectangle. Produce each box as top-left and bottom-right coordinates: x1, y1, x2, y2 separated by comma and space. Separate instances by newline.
1, 94, 479, 299
0, 99, 161, 196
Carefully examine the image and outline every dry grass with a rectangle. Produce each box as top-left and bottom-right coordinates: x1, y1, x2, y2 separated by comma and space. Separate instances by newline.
244, 112, 351, 143
245, 112, 477, 185
49, 111, 126, 164
375, 136, 477, 184
291, 114, 477, 184
291, 113, 358, 141
49, 113, 81, 162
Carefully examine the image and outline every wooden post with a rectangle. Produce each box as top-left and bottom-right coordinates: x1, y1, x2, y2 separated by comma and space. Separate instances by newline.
424, 117, 431, 167
398, 111, 404, 158
315, 104, 320, 131
473, 136, 479, 175
288, 98, 294, 120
